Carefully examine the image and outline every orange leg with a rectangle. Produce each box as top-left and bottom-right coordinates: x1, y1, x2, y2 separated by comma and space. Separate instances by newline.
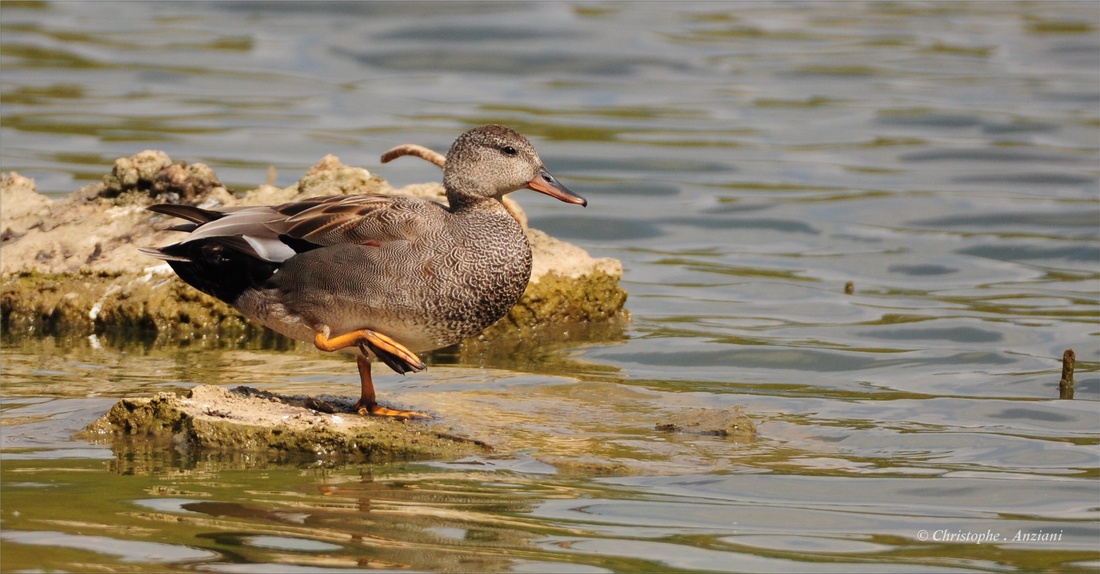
314, 330, 431, 420
352, 356, 432, 420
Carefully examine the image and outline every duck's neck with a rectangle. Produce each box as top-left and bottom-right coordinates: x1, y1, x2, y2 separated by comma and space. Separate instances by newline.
445, 185, 506, 213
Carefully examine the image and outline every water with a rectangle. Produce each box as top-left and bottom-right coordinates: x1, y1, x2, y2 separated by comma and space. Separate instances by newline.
2, 1, 1098, 571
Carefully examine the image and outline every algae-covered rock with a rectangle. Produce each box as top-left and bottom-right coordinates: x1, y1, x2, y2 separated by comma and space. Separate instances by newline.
1, 149, 628, 338
80, 385, 488, 461
0, 270, 252, 335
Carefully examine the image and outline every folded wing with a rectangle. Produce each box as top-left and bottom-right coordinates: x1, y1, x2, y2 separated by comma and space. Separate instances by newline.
142, 194, 443, 303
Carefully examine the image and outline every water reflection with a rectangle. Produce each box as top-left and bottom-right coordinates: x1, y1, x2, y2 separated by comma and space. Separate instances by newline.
4, 451, 1098, 572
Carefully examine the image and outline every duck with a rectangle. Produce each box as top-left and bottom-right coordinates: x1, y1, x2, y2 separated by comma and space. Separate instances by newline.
142, 125, 587, 419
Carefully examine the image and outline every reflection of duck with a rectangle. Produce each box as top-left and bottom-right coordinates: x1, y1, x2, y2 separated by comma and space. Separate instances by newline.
142, 125, 586, 419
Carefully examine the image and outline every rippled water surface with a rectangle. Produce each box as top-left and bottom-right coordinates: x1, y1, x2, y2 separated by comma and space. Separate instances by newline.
2, 1, 1098, 572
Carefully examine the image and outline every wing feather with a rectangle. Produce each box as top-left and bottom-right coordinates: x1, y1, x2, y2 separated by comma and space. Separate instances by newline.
149, 194, 447, 264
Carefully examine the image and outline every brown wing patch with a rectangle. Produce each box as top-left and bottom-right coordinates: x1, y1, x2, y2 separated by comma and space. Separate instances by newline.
267, 194, 441, 249
279, 196, 396, 245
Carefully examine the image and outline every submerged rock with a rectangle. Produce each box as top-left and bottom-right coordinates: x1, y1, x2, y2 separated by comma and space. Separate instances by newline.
1, 150, 628, 339
655, 406, 757, 441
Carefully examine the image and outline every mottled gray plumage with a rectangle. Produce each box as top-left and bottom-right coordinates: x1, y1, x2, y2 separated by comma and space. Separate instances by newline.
143, 125, 586, 416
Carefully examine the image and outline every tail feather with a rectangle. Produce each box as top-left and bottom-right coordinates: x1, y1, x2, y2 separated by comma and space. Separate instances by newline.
154, 240, 278, 304
138, 246, 190, 263
147, 204, 224, 224
144, 204, 279, 304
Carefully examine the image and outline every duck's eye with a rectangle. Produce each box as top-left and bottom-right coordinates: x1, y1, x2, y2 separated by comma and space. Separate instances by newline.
501, 145, 518, 156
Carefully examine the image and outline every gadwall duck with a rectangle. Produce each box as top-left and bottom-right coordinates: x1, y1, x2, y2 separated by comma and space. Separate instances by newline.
142, 125, 586, 419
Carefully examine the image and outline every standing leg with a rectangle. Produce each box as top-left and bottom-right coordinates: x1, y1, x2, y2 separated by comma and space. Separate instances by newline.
352, 355, 431, 419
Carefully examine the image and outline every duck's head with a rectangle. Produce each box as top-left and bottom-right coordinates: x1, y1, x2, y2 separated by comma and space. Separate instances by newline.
443, 124, 587, 207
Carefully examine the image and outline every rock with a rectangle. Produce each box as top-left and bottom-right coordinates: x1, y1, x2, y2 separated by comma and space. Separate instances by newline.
98, 149, 225, 203
79, 385, 489, 461
0, 152, 233, 277
1, 150, 629, 339
1, 172, 50, 237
